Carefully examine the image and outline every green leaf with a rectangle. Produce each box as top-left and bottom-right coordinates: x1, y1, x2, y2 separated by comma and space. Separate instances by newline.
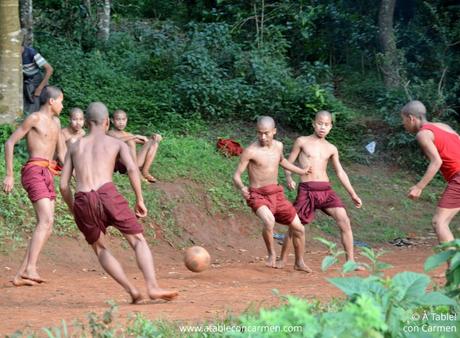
392, 272, 430, 301
314, 237, 336, 250
342, 260, 359, 273
417, 292, 457, 306
328, 277, 368, 297
448, 252, 460, 271
424, 250, 455, 272
321, 255, 338, 271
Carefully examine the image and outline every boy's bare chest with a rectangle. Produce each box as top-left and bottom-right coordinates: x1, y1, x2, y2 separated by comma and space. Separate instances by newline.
252, 150, 281, 168
300, 144, 331, 160
33, 119, 59, 141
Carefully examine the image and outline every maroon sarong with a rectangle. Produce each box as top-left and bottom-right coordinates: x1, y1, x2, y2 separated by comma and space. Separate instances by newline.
114, 160, 127, 174
21, 157, 61, 202
247, 184, 297, 225
438, 172, 460, 209
294, 181, 345, 225
73, 182, 143, 244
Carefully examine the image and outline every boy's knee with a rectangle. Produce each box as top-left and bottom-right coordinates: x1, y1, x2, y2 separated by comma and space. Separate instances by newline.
337, 217, 351, 231
431, 217, 444, 231
263, 222, 275, 231
289, 222, 304, 235
37, 216, 53, 230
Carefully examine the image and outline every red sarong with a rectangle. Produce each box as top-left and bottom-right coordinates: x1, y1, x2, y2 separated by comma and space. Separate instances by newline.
21, 157, 61, 202
73, 182, 143, 244
438, 172, 460, 209
247, 184, 296, 225
294, 181, 345, 225
114, 160, 127, 174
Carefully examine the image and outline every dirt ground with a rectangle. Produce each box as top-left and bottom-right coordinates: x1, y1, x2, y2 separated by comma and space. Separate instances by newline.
0, 180, 446, 335
0, 231, 444, 335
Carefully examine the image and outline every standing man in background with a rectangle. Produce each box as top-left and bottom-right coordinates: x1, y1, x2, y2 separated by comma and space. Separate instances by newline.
22, 44, 53, 114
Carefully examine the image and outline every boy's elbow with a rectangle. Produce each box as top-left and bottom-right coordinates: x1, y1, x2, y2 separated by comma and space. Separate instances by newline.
5, 139, 14, 151
433, 159, 443, 170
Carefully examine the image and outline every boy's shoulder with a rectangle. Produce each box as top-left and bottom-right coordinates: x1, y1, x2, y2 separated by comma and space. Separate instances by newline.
107, 129, 120, 137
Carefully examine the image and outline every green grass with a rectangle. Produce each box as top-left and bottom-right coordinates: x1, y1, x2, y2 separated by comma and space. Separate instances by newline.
0, 135, 247, 249
0, 127, 450, 249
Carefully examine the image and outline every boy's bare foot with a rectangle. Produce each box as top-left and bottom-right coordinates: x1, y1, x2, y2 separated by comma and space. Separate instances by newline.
142, 174, 157, 183
21, 273, 46, 283
275, 260, 287, 269
148, 288, 178, 301
353, 265, 366, 272
294, 264, 313, 273
130, 292, 144, 304
265, 255, 276, 268
12, 275, 38, 286
347, 261, 366, 271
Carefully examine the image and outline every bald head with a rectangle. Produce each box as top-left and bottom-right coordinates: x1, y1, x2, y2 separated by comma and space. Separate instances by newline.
39, 86, 63, 107
86, 102, 108, 125
70, 107, 84, 118
257, 116, 276, 129
401, 100, 426, 119
315, 110, 332, 121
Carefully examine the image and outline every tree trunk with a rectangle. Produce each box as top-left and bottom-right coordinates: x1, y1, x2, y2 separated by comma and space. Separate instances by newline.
96, 0, 111, 42
19, 0, 33, 46
0, 0, 23, 124
378, 0, 401, 88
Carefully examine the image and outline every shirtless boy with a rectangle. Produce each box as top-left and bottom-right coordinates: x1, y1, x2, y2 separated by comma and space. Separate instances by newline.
107, 109, 161, 183
233, 116, 312, 272
60, 102, 177, 303
62, 107, 85, 147
3, 86, 65, 286
401, 100, 460, 245
281, 110, 362, 268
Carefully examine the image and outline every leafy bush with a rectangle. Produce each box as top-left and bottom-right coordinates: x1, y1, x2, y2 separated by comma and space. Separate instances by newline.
425, 239, 460, 298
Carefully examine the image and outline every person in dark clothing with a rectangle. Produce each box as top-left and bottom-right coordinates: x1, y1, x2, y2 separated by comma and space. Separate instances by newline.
22, 46, 53, 114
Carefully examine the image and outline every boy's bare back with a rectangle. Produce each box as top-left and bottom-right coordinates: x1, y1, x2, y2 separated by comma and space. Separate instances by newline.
69, 134, 129, 193
245, 140, 284, 188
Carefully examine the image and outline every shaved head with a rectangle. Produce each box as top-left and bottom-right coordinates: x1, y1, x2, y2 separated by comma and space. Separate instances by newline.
113, 109, 127, 118
86, 102, 108, 125
70, 107, 84, 118
257, 116, 276, 129
39, 86, 63, 106
401, 100, 426, 119
315, 110, 332, 121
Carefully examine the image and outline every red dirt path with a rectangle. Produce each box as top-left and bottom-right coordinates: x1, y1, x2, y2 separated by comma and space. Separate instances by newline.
0, 234, 442, 335
0, 180, 445, 334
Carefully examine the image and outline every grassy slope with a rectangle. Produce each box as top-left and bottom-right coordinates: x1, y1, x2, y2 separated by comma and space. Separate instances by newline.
0, 123, 447, 251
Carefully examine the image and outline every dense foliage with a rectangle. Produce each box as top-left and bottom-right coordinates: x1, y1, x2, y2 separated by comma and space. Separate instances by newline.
29, 0, 460, 169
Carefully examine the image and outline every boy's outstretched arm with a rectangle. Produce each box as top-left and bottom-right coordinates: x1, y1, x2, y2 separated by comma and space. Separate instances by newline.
331, 147, 362, 208
60, 147, 75, 213
233, 149, 251, 200
283, 138, 303, 190
54, 117, 66, 165
408, 130, 442, 199
3, 115, 37, 193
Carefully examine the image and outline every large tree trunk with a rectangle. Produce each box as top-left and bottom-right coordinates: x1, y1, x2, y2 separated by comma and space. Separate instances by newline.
379, 0, 401, 88
0, 0, 23, 124
19, 0, 33, 46
96, 0, 111, 42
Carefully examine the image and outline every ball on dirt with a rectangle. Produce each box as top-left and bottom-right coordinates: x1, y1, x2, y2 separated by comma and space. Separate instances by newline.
184, 246, 211, 273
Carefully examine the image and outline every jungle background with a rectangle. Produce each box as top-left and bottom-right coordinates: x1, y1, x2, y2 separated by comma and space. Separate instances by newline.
0, 1, 459, 337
